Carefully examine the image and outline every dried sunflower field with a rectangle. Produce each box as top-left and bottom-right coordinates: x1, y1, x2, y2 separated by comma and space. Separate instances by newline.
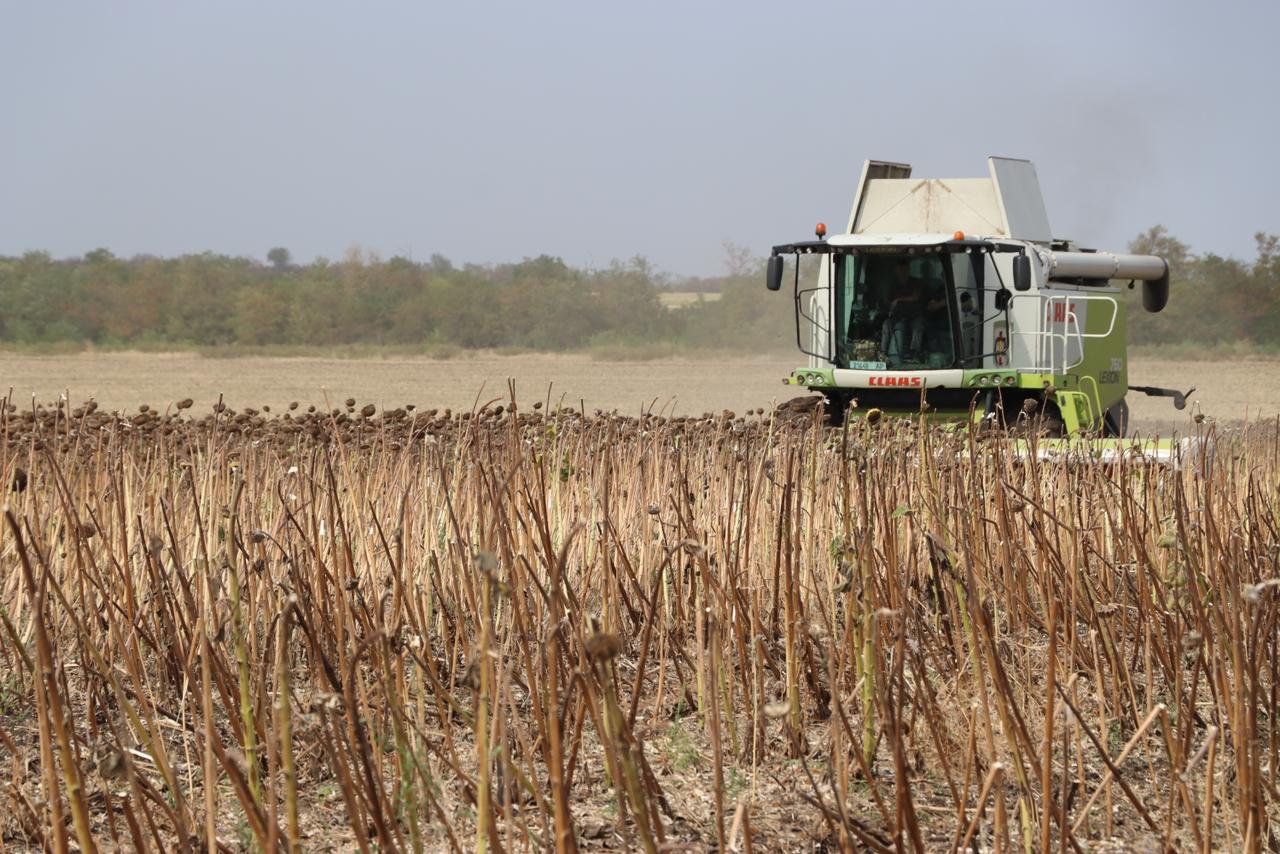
1, 393, 1278, 852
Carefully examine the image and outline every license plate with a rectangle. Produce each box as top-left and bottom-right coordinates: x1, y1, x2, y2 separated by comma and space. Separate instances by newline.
849, 360, 887, 371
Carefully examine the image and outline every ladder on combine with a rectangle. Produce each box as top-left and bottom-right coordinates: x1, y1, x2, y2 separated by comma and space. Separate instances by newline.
1054, 385, 1100, 431
1011, 293, 1120, 429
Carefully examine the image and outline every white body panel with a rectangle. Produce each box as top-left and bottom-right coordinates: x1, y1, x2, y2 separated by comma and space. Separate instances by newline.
831, 368, 965, 388
827, 233, 958, 248
846, 160, 912, 233
807, 257, 832, 369
989, 158, 1053, 242
847, 156, 1052, 240
851, 179, 1006, 236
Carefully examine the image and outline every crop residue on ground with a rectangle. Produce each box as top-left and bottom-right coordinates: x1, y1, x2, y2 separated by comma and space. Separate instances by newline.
1, 394, 1276, 850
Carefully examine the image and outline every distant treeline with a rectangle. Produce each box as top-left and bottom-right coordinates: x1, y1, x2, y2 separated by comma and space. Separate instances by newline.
1126, 228, 1280, 347
0, 246, 793, 353
0, 230, 1275, 352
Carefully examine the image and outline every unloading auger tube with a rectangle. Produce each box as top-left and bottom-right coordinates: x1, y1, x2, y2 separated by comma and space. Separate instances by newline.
1041, 249, 1171, 312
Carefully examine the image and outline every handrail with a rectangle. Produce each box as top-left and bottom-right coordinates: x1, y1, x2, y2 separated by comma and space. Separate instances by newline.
1008, 293, 1119, 375
795, 285, 831, 360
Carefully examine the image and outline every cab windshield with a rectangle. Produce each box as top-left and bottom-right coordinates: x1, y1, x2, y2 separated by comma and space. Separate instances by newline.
834, 252, 984, 370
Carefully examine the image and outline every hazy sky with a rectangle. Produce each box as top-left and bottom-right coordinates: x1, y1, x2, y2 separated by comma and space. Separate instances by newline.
3, 1, 1277, 276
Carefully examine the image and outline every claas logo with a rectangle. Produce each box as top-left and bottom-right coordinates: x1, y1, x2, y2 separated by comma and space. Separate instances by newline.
1050, 302, 1079, 323
868, 376, 923, 387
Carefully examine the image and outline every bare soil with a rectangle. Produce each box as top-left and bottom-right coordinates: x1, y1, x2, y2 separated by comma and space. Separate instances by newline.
1, 350, 1275, 430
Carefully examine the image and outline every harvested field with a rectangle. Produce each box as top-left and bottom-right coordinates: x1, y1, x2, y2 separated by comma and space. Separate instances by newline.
1, 394, 1278, 851
1, 351, 1276, 430
657, 292, 723, 309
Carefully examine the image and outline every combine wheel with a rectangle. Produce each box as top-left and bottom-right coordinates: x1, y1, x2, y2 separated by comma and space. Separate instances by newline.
1008, 396, 1064, 438
1103, 399, 1129, 437
823, 393, 853, 428
1038, 403, 1066, 438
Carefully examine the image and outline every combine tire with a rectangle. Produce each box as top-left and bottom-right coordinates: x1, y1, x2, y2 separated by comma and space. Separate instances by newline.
1037, 405, 1066, 438
823, 394, 853, 428
1103, 399, 1129, 437
1008, 397, 1065, 438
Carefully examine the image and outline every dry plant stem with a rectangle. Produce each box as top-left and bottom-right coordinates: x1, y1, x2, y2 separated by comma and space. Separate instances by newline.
957, 763, 1005, 852
8, 511, 94, 854
276, 601, 301, 854
227, 481, 263, 815
475, 565, 493, 854
1069, 703, 1166, 835
1040, 596, 1058, 854
1203, 725, 1217, 854
595, 650, 658, 854
1, 401, 1277, 852
545, 528, 579, 854
1056, 685, 1161, 835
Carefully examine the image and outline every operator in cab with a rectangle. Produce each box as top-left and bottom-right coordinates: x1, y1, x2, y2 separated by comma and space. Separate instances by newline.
881, 258, 947, 365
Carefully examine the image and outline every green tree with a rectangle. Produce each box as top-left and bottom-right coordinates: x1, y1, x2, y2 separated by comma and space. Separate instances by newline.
1, 229, 1271, 354
1252, 232, 1280, 341
267, 247, 292, 270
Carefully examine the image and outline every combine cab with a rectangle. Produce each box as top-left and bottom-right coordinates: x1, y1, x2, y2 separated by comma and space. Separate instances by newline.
766, 157, 1190, 434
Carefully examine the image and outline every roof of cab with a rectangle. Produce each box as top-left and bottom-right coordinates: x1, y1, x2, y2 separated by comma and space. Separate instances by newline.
825, 233, 966, 247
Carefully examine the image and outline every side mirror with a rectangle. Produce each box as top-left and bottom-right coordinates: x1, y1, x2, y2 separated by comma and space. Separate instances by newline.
765, 255, 785, 292
994, 289, 1012, 311
1012, 255, 1032, 292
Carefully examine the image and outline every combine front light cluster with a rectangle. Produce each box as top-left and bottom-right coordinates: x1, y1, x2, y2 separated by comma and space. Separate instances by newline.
970, 374, 1017, 387
794, 371, 827, 386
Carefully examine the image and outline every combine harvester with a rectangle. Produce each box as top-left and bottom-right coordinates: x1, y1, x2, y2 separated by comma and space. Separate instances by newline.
765, 157, 1198, 459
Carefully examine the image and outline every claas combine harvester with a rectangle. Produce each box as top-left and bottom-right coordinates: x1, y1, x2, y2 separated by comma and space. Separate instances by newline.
766, 157, 1193, 436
